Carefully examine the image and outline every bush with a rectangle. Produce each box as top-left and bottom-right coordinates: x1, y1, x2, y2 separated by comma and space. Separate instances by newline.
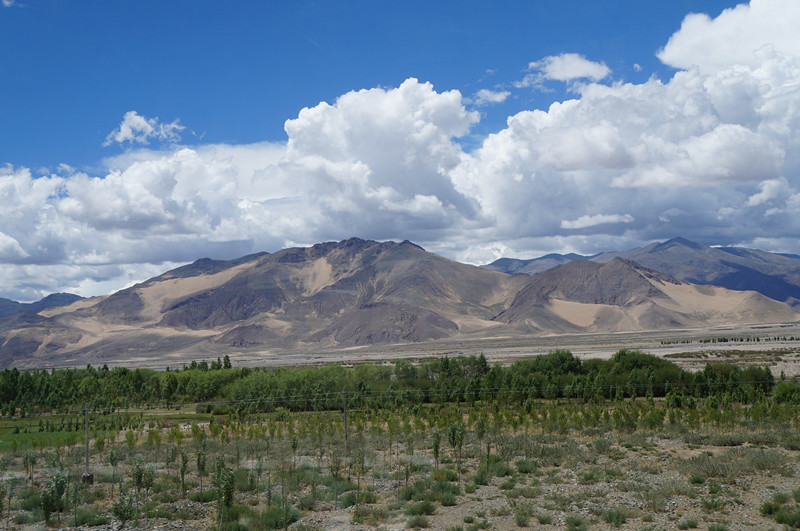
353, 505, 389, 525
677, 518, 699, 529
578, 468, 603, 484
688, 474, 705, 485
405, 500, 436, 516
341, 489, 376, 508
592, 437, 613, 454
190, 489, 218, 503
250, 506, 300, 529
72, 507, 111, 527
407, 514, 429, 528
515, 459, 537, 474
603, 508, 626, 527
432, 468, 458, 482
499, 477, 516, 490
566, 515, 587, 531
112, 490, 136, 525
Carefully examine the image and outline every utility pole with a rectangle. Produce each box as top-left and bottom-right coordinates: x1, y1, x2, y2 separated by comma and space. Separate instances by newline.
81, 404, 93, 484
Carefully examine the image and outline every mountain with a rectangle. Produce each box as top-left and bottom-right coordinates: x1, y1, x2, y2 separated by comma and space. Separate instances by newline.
592, 237, 800, 306
0, 238, 797, 369
482, 253, 592, 275
494, 258, 798, 333
486, 238, 800, 307
0, 293, 83, 319
0, 238, 528, 367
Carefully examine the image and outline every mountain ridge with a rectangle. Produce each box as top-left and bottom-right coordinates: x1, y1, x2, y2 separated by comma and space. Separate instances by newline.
0, 237, 797, 368
484, 237, 800, 306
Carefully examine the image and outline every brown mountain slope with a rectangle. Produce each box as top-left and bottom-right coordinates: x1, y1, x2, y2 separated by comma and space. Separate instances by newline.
0, 239, 528, 366
0, 239, 797, 369
494, 258, 798, 333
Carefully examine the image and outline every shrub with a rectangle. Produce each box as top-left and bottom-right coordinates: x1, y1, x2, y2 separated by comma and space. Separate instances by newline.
772, 491, 789, 505
341, 489, 376, 508
407, 515, 429, 528
499, 477, 516, 490
515, 459, 537, 474
190, 489, 218, 503
432, 468, 458, 482
592, 437, 613, 454
566, 515, 587, 531
353, 506, 389, 525
578, 468, 603, 484
72, 507, 111, 527
251, 506, 300, 529
111, 490, 136, 525
603, 508, 626, 527
677, 518, 698, 529
405, 500, 436, 516
760, 501, 782, 516
775, 508, 800, 528
688, 474, 705, 485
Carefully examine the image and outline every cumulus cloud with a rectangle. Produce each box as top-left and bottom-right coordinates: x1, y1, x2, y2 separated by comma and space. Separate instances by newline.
746, 177, 790, 206
658, 0, 800, 73
3, 1, 800, 299
103, 111, 185, 146
561, 214, 634, 230
474, 89, 511, 106
517, 53, 611, 88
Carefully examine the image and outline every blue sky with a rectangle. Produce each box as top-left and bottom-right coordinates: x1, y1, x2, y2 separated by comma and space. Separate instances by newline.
2, 0, 734, 169
1, 0, 800, 301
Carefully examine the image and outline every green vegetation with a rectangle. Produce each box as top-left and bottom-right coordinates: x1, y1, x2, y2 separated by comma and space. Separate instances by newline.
0, 348, 797, 528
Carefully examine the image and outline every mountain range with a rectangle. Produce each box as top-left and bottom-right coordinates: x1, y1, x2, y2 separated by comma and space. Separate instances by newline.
483, 237, 800, 306
0, 237, 798, 368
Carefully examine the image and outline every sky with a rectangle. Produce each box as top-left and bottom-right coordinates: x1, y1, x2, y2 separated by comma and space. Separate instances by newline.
1, 0, 800, 302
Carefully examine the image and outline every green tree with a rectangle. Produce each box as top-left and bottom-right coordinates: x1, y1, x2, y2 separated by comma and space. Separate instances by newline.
112, 489, 136, 527
431, 429, 441, 469
41, 473, 66, 525
446, 422, 465, 477
108, 446, 121, 497
180, 449, 189, 498
197, 450, 207, 494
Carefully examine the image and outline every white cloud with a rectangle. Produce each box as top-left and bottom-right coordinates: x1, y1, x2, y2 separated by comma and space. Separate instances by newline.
3, 1, 800, 298
561, 214, 634, 230
474, 89, 510, 106
746, 177, 789, 206
518, 53, 611, 87
103, 111, 185, 146
658, 0, 800, 74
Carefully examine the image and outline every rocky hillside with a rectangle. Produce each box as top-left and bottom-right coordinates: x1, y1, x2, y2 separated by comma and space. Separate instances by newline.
485, 237, 800, 306
0, 238, 797, 368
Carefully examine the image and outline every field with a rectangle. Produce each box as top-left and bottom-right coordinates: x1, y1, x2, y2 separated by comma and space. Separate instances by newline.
1, 342, 800, 530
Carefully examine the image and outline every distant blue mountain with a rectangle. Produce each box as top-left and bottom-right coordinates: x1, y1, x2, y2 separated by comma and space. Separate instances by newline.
485, 237, 800, 306
0, 293, 84, 319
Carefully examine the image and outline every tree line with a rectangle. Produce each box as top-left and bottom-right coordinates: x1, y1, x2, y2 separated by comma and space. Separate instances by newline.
1, 349, 794, 417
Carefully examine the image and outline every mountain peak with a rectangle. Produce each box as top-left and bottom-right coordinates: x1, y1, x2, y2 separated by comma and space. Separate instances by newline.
650, 237, 704, 252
